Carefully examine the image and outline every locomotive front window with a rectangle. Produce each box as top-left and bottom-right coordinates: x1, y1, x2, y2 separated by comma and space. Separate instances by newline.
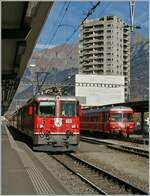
112, 113, 122, 122
60, 101, 76, 117
123, 113, 133, 122
38, 101, 55, 116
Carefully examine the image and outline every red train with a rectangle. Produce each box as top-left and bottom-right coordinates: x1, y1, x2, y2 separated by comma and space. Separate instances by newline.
80, 106, 134, 137
10, 95, 81, 151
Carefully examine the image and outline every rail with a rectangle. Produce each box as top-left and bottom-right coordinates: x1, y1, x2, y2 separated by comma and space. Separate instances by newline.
80, 136, 149, 158
52, 153, 148, 195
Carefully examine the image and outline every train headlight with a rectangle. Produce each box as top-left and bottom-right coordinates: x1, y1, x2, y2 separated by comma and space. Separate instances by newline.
37, 124, 44, 128
71, 124, 77, 128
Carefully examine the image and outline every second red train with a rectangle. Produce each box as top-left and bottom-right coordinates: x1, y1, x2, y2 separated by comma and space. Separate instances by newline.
80, 106, 134, 137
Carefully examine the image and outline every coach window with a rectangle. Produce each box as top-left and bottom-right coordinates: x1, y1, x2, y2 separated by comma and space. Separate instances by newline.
123, 113, 133, 122
38, 101, 56, 116
111, 113, 122, 122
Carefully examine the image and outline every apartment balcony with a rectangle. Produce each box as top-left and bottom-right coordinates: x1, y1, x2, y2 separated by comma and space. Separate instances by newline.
93, 61, 104, 65
83, 70, 94, 74
93, 45, 104, 50
84, 34, 94, 39
123, 48, 130, 55
83, 44, 92, 48
123, 71, 128, 75
82, 66, 94, 72
82, 60, 93, 65
123, 56, 129, 61
84, 47, 93, 52
123, 28, 129, 32
82, 64, 93, 68
93, 56, 104, 60
123, 50, 129, 54
84, 39, 94, 44
107, 16, 114, 20
84, 53, 93, 57
94, 70, 104, 74
123, 43, 129, 47
123, 34, 129, 38
123, 61, 129, 64
84, 44, 94, 49
93, 67, 104, 71
93, 33, 104, 38
84, 36, 93, 40
94, 47, 104, 52
123, 66, 128, 70
93, 58, 104, 63
93, 39, 104, 43
83, 31, 93, 36
94, 30, 104, 34
123, 52, 129, 57
93, 51, 104, 55
94, 24, 104, 28
83, 52, 93, 56
123, 38, 129, 42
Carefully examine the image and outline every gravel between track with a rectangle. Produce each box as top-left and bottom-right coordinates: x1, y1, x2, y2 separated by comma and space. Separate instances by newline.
75, 141, 149, 193
34, 152, 100, 194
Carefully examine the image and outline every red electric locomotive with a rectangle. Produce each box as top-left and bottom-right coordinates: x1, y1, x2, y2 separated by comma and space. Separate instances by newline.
81, 106, 134, 137
11, 95, 81, 151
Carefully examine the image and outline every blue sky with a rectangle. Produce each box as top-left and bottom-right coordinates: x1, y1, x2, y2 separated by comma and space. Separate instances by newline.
35, 1, 149, 50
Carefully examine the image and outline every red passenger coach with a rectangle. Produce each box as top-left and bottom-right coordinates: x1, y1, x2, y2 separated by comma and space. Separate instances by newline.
81, 106, 134, 137
12, 95, 81, 152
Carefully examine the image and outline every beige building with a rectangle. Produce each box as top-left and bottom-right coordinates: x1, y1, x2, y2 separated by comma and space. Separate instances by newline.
79, 16, 130, 101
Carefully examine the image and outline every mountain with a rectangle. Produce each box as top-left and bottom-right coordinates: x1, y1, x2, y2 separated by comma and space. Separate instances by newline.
13, 32, 148, 108
130, 32, 149, 100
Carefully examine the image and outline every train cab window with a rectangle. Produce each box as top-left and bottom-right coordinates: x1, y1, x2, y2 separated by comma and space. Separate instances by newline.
111, 113, 122, 122
38, 101, 56, 116
60, 101, 76, 117
123, 113, 133, 122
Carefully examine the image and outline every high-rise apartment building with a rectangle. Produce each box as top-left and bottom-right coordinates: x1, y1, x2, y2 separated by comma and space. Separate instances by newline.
79, 16, 130, 101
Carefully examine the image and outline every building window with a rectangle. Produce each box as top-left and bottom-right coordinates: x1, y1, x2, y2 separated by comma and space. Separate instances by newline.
107, 30, 111, 33
107, 36, 111, 39
107, 16, 114, 20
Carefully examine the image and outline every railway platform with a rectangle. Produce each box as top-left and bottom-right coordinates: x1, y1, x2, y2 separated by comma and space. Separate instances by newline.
1, 121, 70, 195
1, 122, 36, 194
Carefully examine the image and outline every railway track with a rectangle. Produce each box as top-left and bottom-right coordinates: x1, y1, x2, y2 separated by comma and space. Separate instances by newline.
52, 153, 147, 195
106, 144, 149, 158
81, 136, 149, 158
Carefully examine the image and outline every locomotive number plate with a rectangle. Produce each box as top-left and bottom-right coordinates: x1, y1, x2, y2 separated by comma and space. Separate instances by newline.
66, 119, 72, 123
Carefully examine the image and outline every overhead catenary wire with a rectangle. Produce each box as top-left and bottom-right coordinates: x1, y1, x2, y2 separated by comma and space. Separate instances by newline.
33, 1, 72, 93
66, 1, 111, 58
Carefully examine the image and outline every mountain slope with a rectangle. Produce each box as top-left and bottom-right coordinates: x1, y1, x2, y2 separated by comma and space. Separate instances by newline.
15, 32, 149, 102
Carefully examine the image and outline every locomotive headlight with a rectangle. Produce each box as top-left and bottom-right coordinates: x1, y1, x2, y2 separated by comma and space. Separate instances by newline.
37, 124, 44, 128
71, 124, 77, 128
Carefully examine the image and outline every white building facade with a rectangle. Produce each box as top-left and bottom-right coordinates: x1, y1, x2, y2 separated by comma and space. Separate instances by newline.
65, 74, 125, 107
